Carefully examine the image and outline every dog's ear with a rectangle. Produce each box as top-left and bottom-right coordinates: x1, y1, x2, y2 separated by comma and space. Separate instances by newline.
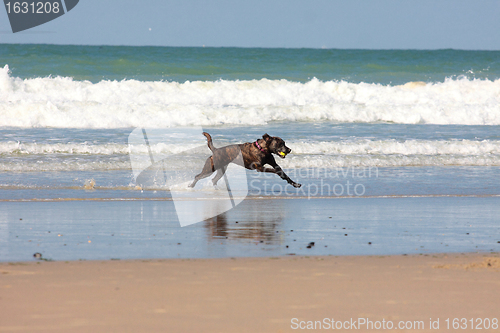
262, 133, 271, 142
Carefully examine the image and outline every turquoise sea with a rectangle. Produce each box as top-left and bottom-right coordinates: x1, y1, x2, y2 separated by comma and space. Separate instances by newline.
1, 44, 500, 261
3, 44, 500, 84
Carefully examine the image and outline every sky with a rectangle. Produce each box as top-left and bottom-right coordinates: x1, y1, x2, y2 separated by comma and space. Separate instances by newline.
1, 0, 500, 50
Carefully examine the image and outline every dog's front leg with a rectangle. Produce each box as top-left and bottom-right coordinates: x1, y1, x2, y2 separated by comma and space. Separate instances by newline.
270, 165, 301, 188
254, 162, 302, 188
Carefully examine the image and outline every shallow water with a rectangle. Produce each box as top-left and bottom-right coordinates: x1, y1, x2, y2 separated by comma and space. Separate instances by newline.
1, 196, 499, 262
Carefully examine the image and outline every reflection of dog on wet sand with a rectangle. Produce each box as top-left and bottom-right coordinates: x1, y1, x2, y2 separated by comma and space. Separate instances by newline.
189, 132, 302, 188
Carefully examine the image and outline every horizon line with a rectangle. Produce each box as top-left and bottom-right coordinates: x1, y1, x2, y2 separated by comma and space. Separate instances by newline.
1, 42, 499, 52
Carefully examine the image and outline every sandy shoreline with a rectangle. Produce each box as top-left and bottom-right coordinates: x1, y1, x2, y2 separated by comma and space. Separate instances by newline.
1, 253, 499, 332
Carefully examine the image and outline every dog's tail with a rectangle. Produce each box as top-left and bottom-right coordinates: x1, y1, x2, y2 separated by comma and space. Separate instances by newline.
203, 132, 216, 152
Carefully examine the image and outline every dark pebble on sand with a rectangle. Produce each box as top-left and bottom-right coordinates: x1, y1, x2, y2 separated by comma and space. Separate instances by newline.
177, 243, 181, 245
235, 221, 238, 223
309, 242, 315, 246
344, 234, 348, 236
286, 245, 289, 248
497, 241, 500, 243
466, 233, 469, 235
33, 253, 42, 259
306, 245, 312, 249
368, 242, 372, 245
260, 240, 263, 243
290, 230, 293, 232
19, 218, 22, 220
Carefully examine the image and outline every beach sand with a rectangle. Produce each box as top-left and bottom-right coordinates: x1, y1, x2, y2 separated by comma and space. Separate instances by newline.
1, 253, 499, 332
2, 196, 500, 332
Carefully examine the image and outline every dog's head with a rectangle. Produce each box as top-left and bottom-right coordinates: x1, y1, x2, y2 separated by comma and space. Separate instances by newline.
262, 133, 291, 159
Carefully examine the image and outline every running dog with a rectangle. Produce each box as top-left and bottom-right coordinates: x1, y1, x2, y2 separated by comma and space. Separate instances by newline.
189, 132, 301, 188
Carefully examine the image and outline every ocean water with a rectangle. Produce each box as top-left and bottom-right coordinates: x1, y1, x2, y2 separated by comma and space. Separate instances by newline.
1, 44, 500, 260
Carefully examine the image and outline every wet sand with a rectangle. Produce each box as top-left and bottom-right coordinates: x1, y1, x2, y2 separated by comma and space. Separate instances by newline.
3, 196, 500, 262
1, 253, 499, 332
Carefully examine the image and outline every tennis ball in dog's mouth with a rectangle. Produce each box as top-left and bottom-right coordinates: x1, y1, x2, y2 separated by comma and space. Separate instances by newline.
279, 152, 286, 157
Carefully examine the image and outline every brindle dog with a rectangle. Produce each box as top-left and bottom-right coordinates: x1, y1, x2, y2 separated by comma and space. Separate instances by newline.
189, 132, 301, 188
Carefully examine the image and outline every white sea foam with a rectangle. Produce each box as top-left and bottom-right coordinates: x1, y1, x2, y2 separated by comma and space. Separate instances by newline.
1, 139, 500, 171
0, 141, 198, 155
2, 139, 499, 156
288, 139, 500, 156
0, 154, 498, 172
1, 65, 500, 127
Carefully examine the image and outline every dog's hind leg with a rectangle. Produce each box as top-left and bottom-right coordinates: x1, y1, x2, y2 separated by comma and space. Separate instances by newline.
211, 166, 227, 186
189, 156, 215, 188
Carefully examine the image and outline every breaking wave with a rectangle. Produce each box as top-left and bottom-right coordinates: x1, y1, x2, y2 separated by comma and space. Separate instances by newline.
1, 65, 500, 127
1, 139, 500, 171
